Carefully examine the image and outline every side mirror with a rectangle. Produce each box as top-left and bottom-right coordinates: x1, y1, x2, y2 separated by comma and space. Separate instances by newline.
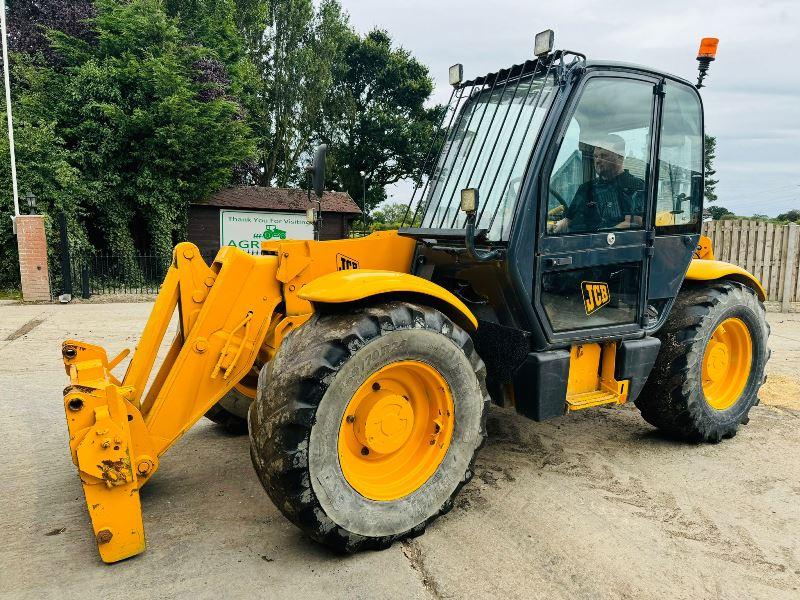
312, 144, 327, 198
460, 188, 478, 215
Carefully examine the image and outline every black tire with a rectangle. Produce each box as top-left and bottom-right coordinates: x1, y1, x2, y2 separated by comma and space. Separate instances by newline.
636, 282, 769, 442
204, 388, 251, 434
248, 301, 489, 552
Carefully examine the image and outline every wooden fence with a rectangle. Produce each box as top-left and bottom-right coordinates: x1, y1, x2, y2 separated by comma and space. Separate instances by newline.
702, 220, 800, 312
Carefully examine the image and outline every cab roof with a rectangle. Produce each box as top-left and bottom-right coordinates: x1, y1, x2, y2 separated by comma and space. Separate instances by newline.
584, 60, 695, 87
460, 53, 695, 90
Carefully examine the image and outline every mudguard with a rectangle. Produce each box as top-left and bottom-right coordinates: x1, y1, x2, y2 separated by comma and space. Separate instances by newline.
298, 269, 478, 329
686, 259, 766, 301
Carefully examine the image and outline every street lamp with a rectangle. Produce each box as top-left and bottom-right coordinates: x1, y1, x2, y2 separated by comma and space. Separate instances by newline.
358, 170, 366, 211
359, 170, 367, 231
25, 191, 36, 215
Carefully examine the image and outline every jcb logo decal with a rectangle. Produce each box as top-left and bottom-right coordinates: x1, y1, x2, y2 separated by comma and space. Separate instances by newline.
581, 281, 610, 315
337, 253, 359, 271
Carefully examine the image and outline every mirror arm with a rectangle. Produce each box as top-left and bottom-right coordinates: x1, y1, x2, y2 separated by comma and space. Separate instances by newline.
465, 213, 501, 262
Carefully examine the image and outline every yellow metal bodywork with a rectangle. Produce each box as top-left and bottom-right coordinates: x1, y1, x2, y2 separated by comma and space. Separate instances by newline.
299, 269, 478, 329
566, 343, 629, 410
694, 235, 715, 260
686, 259, 766, 300
263, 229, 417, 317
59, 231, 466, 563
702, 317, 753, 410
337, 360, 454, 501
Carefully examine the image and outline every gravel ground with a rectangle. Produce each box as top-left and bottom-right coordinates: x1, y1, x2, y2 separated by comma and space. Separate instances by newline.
0, 302, 798, 599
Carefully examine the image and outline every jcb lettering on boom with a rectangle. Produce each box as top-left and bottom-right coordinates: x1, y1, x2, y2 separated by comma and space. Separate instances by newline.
337, 253, 359, 270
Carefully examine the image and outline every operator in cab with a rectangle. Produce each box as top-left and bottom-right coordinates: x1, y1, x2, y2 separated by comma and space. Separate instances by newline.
551, 134, 644, 234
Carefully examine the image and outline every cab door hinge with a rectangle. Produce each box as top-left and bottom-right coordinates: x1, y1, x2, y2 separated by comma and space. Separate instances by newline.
654, 80, 666, 98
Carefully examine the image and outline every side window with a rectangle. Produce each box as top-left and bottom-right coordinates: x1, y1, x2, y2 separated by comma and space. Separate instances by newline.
655, 83, 703, 234
547, 77, 654, 235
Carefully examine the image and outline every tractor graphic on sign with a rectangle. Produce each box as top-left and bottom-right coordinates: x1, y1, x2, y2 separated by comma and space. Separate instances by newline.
261, 224, 287, 240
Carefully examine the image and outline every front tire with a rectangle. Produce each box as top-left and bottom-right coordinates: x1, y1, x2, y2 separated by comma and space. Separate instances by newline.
636, 282, 769, 442
248, 301, 489, 551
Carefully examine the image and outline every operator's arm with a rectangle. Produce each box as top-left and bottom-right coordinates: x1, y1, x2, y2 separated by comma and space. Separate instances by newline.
550, 184, 588, 234
614, 178, 645, 229
614, 214, 643, 229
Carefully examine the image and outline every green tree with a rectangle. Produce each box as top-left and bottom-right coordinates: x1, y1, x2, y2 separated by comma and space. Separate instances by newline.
231, 0, 351, 187
707, 205, 735, 220
2, 0, 255, 271
322, 29, 442, 213
704, 134, 718, 203
365, 202, 417, 231
776, 209, 800, 223
0, 62, 89, 288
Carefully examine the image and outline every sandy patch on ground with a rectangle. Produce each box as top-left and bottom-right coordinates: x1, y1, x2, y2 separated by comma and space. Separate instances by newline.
760, 372, 800, 410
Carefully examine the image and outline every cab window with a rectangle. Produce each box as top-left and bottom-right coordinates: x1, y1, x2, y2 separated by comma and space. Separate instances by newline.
546, 77, 654, 235
654, 83, 703, 234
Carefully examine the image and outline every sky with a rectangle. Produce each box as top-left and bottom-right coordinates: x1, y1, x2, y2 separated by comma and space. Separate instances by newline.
340, 0, 800, 217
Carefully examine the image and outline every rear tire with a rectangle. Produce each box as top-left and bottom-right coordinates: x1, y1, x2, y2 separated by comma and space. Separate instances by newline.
248, 301, 489, 552
204, 387, 252, 434
636, 282, 769, 442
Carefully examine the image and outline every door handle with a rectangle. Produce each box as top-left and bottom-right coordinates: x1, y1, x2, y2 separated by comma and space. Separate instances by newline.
546, 256, 573, 267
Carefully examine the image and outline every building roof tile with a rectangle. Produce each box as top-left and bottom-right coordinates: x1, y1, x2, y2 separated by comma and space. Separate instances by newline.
194, 186, 362, 214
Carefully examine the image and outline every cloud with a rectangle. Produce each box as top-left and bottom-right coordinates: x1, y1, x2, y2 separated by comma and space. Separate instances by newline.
342, 0, 800, 216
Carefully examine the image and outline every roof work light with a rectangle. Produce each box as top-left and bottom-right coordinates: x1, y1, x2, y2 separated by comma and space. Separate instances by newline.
534, 29, 554, 57
448, 63, 463, 87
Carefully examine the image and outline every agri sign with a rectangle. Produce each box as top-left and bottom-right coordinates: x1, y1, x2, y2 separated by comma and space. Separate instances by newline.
220, 210, 313, 254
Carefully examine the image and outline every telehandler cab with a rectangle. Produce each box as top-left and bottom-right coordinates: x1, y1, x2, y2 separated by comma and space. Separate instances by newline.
61, 33, 769, 563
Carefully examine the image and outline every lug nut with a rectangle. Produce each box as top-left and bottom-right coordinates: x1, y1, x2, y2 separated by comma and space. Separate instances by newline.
96, 529, 113, 544
372, 382, 381, 391
346, 415, 355, 424
361, 447, 369, 456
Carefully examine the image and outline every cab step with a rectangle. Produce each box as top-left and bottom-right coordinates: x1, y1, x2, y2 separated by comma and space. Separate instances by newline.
566, 388, 624, 411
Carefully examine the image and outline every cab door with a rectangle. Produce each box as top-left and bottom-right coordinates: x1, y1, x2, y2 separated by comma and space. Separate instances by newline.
534, 71, 660, 343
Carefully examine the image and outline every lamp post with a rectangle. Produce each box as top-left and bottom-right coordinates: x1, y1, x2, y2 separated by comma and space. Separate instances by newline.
25, 191, 36, 215
359, 170, 367, 231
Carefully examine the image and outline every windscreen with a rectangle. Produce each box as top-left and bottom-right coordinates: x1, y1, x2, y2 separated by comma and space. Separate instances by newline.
419, 70, 557, 240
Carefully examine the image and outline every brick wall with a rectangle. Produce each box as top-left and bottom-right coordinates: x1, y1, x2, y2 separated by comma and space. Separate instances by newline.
15, 215, 51, 301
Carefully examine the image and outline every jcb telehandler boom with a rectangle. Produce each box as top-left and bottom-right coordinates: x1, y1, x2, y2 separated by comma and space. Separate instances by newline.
61, 33, 769, 563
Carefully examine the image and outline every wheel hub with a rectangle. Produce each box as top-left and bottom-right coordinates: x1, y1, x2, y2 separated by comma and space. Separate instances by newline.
354, 391, 415, 454
338, 360, 454, 501
705, 341, 730, 382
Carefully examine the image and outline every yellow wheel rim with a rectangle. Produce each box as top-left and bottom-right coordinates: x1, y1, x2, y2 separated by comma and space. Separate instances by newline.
702, 317, 753, 410
338, 360, 454, 501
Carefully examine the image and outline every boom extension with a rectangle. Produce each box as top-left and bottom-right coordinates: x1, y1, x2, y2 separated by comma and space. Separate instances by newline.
61, 243, 283, 562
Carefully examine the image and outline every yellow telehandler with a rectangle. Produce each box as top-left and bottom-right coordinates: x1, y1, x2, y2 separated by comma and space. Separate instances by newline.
60, 34, 769, 563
